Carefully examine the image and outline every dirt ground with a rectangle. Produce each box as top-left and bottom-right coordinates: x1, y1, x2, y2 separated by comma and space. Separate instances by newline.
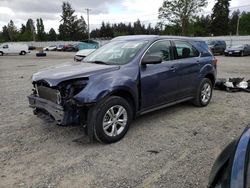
0, 51, 250, 188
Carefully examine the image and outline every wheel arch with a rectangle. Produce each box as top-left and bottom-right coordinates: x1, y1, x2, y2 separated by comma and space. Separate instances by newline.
204, 73, 215, 85
108, 89, 137, 118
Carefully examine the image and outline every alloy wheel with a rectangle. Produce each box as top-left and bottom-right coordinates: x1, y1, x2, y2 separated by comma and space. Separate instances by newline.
102, 105, 128, 137
201, 83, 211, 104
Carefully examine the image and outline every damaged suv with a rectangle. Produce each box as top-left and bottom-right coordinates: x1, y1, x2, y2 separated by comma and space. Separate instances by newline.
28, 35, 217, 143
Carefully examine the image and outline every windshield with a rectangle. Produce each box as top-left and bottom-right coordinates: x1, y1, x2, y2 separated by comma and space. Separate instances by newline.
231, 45, 243, 48
206, 41, 216, 45
84, 40, 148, 65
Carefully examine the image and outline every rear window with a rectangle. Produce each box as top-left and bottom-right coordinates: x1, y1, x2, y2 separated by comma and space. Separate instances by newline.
173, 41, 199, 59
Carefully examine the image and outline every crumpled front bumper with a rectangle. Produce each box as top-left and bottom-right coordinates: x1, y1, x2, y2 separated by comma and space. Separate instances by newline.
28, 95, 64, 124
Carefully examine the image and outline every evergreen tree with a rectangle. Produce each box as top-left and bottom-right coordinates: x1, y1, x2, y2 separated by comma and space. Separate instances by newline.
24, 19, 36, 41
47, 28, 57, 41
76, 16, 88, 40
7, 20, 18, 41
36, 18, 46, 41
211, 0, 231, 36
239, 11, 250, 35
59, 2, 78, 40
2, 25, 9, 41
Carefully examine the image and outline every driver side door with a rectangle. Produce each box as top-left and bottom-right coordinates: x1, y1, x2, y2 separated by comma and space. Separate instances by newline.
140, 40, 180, 110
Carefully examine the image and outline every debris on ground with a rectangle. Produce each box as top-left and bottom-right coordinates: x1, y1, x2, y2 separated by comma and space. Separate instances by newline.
215, 77, 250, 92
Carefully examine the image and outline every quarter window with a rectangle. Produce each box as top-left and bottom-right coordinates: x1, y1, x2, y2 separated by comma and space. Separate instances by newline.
145, 40, 172, 62
173, 41, 199, 59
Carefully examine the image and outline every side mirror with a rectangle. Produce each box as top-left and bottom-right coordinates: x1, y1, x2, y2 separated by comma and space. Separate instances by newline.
141, 55, 162, 65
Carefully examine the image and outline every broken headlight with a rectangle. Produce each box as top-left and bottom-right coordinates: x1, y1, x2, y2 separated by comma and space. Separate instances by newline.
59, 79, 88, 103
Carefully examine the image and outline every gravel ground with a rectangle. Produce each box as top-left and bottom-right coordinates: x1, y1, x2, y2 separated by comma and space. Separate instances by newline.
0, 51, 250, 188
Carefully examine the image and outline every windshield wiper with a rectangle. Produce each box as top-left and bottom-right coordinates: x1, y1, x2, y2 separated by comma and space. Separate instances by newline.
88, 60, 110, 65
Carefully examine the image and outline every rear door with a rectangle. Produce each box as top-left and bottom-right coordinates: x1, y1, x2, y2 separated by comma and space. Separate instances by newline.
172, 40, 201, 98
140, 40, 180, 109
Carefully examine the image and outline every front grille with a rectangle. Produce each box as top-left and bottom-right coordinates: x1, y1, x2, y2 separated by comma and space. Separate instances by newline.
37, 86, 61, 104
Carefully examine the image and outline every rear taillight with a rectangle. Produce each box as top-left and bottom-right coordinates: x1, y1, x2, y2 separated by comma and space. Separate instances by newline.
212, 58, 218, 67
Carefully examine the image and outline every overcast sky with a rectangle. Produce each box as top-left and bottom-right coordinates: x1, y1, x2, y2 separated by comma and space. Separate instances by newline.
0, 0, 250, 32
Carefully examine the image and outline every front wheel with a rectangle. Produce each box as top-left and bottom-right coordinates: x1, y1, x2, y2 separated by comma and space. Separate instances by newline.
193, 78, 213, 107
91, 96, 133, 144
0, 52, 3, 56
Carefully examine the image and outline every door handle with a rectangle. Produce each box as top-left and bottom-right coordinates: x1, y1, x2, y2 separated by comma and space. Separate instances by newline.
169, 66, 177, 72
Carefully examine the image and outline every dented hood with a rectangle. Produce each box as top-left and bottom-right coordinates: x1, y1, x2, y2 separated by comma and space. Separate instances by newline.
32, 62, 119, 86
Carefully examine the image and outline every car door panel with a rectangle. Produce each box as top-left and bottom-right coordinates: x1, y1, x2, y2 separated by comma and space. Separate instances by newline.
140, 40, 180, 110
140, 62, 180, 109
172, 41, 201, 97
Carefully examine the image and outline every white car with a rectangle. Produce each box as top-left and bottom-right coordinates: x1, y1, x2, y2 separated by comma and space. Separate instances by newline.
74, 49, 96, 61
43, 45, 57, 51
0, 43, 29, 56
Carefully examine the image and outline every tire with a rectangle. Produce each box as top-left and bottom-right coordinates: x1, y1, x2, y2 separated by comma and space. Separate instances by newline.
193, 78, 213, 107
241, 51, 244, 57
20, 51, 26, 55
91, 96, 133, 144
0, 51, 3, 56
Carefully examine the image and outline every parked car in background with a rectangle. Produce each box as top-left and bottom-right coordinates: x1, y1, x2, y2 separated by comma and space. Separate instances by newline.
224, 44, 250, 56
28, 35, 217, 143
74, 49, 96, 61
0, 43, 29, 56
43, 45, 57, 51
208, 125, 250, 188
207, 40, 226, 55
56, 45, 65, 51
28, 46, 36, 50
62, 44, 78, 52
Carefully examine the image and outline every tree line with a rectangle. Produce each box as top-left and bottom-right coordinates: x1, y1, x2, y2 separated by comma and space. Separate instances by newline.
0, 0, 250, 42
0, 2, 88, 42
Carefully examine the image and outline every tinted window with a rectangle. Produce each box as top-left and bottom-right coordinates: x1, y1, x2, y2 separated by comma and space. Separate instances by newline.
3, 45, 8, 49
145, 40, 172, 62
173, 41, 199, 59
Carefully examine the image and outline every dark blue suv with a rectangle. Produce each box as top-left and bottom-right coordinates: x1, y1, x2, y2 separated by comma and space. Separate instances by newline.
28, 35, 217, 143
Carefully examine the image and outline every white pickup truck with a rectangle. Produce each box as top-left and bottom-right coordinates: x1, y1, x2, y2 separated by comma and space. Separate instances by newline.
0, 43, 29, 56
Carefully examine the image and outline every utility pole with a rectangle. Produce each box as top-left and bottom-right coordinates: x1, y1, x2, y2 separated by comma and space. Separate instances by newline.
236, 16, 240, 36
86, 8, 91, 41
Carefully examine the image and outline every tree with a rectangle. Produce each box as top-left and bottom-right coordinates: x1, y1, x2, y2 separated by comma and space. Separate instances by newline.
158, 0, 208, 35
239, 11, 250, 35
191, 15, 211, 36
211, 0, 231, 36
47, 28, 57, 41
1, 25, 9, 41
59, 2, 78, 40
75, 16, 88, 40
24, 19, 36, 41
36, 18, 46, 41
7, 20, 18, 41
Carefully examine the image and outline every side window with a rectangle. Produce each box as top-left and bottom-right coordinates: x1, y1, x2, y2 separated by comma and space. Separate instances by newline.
145, 40, 172, 62
3, 45, 8, 49
173, 41, 199, 59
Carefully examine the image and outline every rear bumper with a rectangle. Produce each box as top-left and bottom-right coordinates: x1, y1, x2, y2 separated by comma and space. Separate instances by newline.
224, 51, 241, 56
28, 95, 64, 124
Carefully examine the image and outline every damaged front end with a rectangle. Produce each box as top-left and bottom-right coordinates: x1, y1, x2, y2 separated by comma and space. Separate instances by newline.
27, 78, 90, 126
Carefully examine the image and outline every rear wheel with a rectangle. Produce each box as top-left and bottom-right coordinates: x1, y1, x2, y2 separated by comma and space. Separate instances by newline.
91, 96, 133, 144
193, 78, 213, 107
20, 51, 26, 55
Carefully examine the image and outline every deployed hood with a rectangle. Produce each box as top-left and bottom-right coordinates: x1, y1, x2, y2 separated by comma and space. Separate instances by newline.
32, 62, 119, 86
